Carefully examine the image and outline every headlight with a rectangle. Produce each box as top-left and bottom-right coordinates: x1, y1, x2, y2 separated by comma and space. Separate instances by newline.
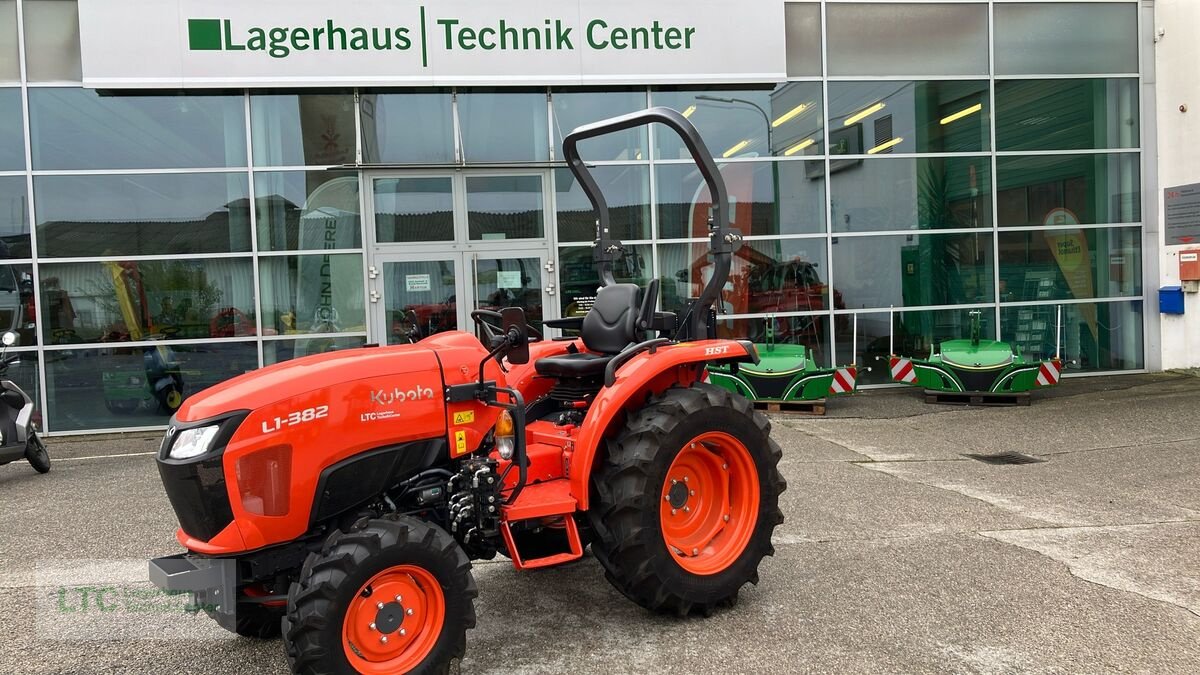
168, 424, 220, 460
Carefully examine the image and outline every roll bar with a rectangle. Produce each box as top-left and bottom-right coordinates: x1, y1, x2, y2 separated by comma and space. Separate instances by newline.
562, 107, 743, 340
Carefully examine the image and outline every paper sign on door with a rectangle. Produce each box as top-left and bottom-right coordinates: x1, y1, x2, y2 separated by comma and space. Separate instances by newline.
405, 274, 431, 292
496, 271, 522, 289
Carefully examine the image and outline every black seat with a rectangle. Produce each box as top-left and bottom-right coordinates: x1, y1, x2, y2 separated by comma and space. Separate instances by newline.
535, 283, 641, 379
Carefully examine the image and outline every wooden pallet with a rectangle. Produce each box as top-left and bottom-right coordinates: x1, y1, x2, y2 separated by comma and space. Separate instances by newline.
923, 390, 1031, 407
753, 398, 827, 416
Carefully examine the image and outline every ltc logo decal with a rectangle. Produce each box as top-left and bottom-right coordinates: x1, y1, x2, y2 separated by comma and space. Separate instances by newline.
361, 384, 436, 422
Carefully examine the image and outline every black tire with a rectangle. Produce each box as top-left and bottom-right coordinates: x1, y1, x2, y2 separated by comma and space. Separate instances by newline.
283, 517, 477, 675
205, 603, 284, 639
589, 382, 785, 616
155, 380, 184, 415
24, 432, 49, 474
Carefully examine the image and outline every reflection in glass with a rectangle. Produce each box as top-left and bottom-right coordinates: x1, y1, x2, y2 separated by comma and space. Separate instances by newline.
727, 239, 834, 316
474, 256, 544, 332
656, 161, 824, 239
552, 89, 647, 161
998, 227, 1141, 302
466, 175, 544, 240
383, 259, 459, 344
832, 232, 995, 309
22, 0, 83, 82
0, 89, 22, 170
828, 81, 990, 154
30, 89, 246, 170
555, 166, 650, 242
836, 307, 996, 385
263, 336, 367, 365
997, 153, 1141, 226
826, 3, 988, 77
995, 3, 1138, 75
256, 171, 361, 251
259, 254, 365, 337
39, 258, 255, 344
652, 83, 824, 159
373, 177, 454, 243
360, 91, 454, 164
0, 352, 39, 424
1001, 301, 1142, 371
558, 244, 650, 320
831, 156, 992, 232
45, 341, 257, 432
251, 92, 356, 166
717, 315, 832, 367
996, 79, 1139, 151
0, 2, 17, 81
459, 91, 549, 162
784, 3, 822, 77
34, 173, 252, 257
0, 263, 35, 345
0, 177, 30, 258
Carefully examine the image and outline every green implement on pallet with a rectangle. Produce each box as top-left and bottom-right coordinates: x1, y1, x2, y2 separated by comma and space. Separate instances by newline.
888, 308, 1063, 395
707, 318, 857, 402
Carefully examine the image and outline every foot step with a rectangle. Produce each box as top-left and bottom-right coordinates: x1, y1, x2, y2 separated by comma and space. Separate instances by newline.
500, 516, 583, 570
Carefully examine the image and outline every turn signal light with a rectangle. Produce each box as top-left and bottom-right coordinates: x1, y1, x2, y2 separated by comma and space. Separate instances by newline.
495, 410, 515, 460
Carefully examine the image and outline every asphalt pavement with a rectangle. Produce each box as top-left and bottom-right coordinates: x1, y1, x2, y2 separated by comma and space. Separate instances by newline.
1, 372, 1199, 673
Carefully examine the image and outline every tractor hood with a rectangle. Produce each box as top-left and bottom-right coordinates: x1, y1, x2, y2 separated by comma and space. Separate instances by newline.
939, 339, 1015, 370
176, 343, 441, 422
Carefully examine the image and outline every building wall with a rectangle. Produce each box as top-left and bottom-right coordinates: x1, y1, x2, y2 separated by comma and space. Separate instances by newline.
1155, 0, 1200, 368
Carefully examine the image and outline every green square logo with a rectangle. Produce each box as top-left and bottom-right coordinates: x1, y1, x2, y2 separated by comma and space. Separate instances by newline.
188, 19, 222, 51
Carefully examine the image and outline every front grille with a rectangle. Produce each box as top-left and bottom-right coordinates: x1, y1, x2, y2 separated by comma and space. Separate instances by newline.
158, 454, 235, 542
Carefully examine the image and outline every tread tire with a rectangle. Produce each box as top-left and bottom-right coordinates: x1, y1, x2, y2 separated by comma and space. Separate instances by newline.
589, 382, 785, 616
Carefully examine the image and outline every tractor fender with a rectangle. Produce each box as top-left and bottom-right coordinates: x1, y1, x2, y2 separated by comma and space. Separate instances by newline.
569, 339, 758, 509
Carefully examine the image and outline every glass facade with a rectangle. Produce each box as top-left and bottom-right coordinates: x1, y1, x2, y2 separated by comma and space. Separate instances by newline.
2, 1, 1146, 432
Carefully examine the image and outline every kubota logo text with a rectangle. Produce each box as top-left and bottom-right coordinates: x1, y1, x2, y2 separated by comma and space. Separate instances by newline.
369, 386, 435, 406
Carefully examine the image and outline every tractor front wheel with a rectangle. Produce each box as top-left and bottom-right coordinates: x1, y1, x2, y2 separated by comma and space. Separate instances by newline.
283, 517, 477, 675
590, 383, 785, 615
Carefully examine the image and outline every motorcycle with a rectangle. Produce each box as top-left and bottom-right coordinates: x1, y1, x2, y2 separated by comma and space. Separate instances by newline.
0, 331, 49, 474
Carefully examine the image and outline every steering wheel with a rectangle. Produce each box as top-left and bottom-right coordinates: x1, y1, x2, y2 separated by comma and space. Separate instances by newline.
470, 309, 543, 343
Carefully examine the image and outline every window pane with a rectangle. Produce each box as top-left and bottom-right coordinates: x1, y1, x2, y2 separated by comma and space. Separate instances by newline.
552, 89, 647, 161
373, 177, 453, 243
999, 227, 1141, 302
656, 160, 825, 239
726, 238, 832, 315
826, 3, 988, 76
653, 83, 824, 159
360, 91, 454, 164
829, 81, 990, 154
466, 175, 544, 240
996, 3, 1138, 75
997, 153, 1141, 226
0, 262, 35, 345
23, 0, 82, 82
831, 232, 995, 309
39, 258, 255, 344
30, 89, 247, 170
459, 91, 548, 162
45, 342, 257, 432
996, 79, 1139, 151
255, 171, 361, 251
1000, 301, 1142, 371
785, 3, 822, 77
251, 92, 356, 166
831, 156, 992, 232
0, 89, 23, 170
836, 307, 996, 384
35, 173, 251, 257
558, 244, 650, 320
555, 165, 650, 242
717, 315, 832, 365
0, 1, 17, 81
264, 336, 367, 365
0, 176, 30, 258
259, 254, 365, 337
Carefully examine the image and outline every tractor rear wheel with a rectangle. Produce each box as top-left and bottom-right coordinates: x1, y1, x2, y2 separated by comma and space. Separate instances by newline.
283, 517, 477, 675
590, 383, 785, 615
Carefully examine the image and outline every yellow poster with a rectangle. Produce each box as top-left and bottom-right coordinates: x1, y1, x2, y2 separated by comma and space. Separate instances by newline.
1042, 214, 1098, 341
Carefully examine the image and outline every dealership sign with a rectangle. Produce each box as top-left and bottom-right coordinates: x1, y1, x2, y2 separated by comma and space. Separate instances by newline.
77, 1, 786, 88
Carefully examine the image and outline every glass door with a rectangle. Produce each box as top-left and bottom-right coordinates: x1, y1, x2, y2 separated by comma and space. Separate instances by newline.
468, 251, 552, 334
374, 255, 465, 345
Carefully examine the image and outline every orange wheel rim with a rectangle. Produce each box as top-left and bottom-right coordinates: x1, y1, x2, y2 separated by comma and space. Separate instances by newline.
342, 565, 444, 674
660, 431, 760, 575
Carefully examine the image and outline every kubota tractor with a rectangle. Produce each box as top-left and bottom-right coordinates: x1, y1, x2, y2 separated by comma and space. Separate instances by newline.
149, 108, 786, 674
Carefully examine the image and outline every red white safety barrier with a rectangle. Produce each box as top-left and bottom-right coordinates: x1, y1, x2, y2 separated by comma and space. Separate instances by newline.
1036, 360, 1061, 387
829, 366, 857, 395
890, 356, 917, 383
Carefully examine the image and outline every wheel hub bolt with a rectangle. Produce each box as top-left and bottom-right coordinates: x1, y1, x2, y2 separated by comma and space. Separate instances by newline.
671, 508, 677, 515
684, 506, 690, 513
692, 548, 699, 555
722, 463, 728, 470
724, 514, 730, 522
369, 622, 377, 630
380, 636, 388, 644
394, 595, 402, 603
683, 476, 689, 483
400, 628, 407, 637
689, 490, 695, 496
406, 608, 413, 616
376, 602, 384, 610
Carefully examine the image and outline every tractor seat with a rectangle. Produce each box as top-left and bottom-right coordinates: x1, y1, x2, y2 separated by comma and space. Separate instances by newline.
534, 283, 642, 379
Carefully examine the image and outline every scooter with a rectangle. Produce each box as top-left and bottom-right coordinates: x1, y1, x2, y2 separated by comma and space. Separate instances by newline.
0, 331, 49, 474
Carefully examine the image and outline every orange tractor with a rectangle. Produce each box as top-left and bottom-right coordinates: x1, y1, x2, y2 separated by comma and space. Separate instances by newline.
149, 108, 785, 673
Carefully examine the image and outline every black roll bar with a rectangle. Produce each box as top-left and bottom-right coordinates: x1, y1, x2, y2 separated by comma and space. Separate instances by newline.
562, 107, 742, 339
